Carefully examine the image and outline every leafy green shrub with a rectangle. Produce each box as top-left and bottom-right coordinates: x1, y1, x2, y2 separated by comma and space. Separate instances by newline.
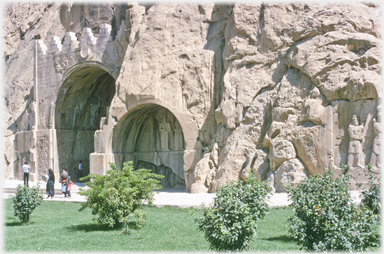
10, 184, 43, 223
361, 163, 381, 220
286, 168, 378, 251
79, 161, 163, 231
194, 173, 271, 251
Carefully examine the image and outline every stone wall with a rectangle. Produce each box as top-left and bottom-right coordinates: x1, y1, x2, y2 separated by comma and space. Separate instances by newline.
3, 2, 381, 192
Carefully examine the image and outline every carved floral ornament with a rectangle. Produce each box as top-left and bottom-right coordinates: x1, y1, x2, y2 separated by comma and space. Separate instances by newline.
80, 44, 92, 60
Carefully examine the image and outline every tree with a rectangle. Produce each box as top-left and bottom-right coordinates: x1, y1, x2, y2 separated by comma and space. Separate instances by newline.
78, 161, 164, 232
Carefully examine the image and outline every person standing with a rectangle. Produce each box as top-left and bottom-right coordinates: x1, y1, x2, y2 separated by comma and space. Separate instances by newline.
78, 160, 83, 181
46, 168, 55, 198
75, 162, 80, 182
66, 176, 74, 199
61, 168, 68, 197
22, 162, 31, 186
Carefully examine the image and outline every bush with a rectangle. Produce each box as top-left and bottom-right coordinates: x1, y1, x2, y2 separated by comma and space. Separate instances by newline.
10, 184, 43, 223
361, 163, 381, 220
286, 167, 378, 251
79, 161, 163, 231
194, 173, 271, 251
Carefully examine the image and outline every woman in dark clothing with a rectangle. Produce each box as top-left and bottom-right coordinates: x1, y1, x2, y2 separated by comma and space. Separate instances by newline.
46, 168, 55, 198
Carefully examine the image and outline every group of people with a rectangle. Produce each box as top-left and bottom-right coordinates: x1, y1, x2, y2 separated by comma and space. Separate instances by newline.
44, 168, 73, 199
60, 168, 74, 198
44, 160, 84, 199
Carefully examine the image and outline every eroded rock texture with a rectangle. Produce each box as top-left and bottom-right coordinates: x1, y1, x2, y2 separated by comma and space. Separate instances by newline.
3, 2, 381, 192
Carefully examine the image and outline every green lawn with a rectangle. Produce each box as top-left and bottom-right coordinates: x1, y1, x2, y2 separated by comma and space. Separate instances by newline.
3, 200, 380, 252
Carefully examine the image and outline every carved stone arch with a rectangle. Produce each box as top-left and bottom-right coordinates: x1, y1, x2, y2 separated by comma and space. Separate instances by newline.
62, 61, 119, 81
111, 102, 198, 189
123, 98, 199, 150
54, 63, 116, 179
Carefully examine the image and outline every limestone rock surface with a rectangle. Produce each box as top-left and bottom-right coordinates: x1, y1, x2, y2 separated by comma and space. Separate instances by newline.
3, 2, 381, 193
268, 139, 297, 171
274, 158, 308, 193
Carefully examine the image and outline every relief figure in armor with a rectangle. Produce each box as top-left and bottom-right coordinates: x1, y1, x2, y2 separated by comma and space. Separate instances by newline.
370, 106, 382, 170
347, 115, 364, 168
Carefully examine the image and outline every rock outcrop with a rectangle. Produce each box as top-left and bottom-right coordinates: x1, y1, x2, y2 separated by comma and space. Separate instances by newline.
3, 2, 381, 192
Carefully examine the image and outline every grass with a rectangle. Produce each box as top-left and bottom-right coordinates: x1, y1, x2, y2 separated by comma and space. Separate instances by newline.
3, 200, 380, 252
249, 207, 302, 252
4, 200, 210, 252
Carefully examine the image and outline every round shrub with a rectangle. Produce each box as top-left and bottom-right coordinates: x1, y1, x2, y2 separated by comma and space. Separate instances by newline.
79, 161, 163, 230
10, 184, 43, 223
194, 173, 271, 251
286, 168, 378, 251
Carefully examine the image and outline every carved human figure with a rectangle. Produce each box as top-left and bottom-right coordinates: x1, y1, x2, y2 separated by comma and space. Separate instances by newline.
54, 57, 63, 73
174, 120, 183, 151
62, 57, 68, 70
73, 105, 80, 129
300, 87, 326, 125
89, 101, 100, 129
54, 57, 63, 81
73, 101, 85, 128
370, 108, 382, 169
348, 115, 364, 167
159, 112, 171, 151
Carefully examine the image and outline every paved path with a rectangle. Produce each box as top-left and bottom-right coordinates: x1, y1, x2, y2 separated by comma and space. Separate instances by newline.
2, 180, 362, 208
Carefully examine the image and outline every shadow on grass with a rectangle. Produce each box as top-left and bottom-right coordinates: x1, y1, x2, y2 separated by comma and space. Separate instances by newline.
66, 221, 141, 232
66, 223, 118, 232
262, 234, 295, 243
5, 220, 36, 227
5, 221, 22, 227
126, 221, 144, 230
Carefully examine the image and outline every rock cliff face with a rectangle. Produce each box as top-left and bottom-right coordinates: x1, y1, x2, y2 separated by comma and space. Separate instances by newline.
3, 2, 381, 192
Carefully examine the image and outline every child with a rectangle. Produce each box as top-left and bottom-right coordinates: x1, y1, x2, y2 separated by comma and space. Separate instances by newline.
66, 176, 74, 198
61, 168, 68, 197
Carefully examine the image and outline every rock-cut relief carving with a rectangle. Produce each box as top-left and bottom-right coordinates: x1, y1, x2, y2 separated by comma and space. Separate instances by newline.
299, 87, 327, 125
173, 119, 183, 151
159, 110, 172, 151
37, 136, 49, 176
48, 101, 55, 129
88, 98, 104, 129
347, 114, 371, 167
73, 101, 85, 129
54, 56, 69, 81
79, 28, 96, 60
80, 42, 91, 60
370, 106, 382, 170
